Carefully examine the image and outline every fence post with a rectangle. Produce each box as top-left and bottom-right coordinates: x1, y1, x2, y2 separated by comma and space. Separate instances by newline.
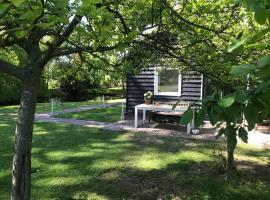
51, 98, 54, 115
121, 101, 124, 121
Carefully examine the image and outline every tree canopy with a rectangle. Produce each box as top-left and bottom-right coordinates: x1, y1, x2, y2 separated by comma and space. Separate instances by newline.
1, 0, 270, 199
180, 0, 270, 171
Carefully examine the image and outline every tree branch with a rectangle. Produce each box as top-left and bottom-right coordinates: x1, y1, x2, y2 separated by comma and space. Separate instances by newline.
0, 59, 23, 80
106, 6, 130, 34
41, 15, 82, 65
133, 39, 229, 86
51, 41, 127, 58
80, 55, 122, 79
163, 0, 228, 39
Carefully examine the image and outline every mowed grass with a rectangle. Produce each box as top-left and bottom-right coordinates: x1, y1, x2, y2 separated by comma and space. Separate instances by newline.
0, 99, 124, 115
55, 106, 123, 123
0, 106, 270, 199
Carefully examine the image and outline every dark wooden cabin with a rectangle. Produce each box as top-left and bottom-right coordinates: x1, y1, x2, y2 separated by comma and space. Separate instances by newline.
126, 67, 206, 115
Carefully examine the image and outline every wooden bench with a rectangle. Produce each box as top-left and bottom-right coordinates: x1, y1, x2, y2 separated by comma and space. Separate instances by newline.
134, 103, 195, 134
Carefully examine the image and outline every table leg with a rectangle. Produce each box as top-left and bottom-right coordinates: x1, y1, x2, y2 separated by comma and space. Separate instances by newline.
187, 123, 191, 134
191, 109, 195, 129
135, 107, 138, 128
143, 109, 146, 121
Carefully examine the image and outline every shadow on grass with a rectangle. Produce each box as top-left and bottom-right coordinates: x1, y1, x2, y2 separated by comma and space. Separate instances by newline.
32, 123, 270, 199
1, 118, 270, 199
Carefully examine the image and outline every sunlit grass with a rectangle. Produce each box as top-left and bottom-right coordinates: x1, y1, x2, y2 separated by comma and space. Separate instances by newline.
0, 99, 124, 115
55, 106, 124, 123
0, 110, 269, 199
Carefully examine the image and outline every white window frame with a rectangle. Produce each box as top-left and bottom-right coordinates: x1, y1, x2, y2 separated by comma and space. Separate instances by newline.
154, 67, 182, 96
200, 74, 204, 100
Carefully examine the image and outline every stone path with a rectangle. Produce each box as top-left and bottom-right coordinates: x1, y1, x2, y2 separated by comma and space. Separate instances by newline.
36, 115, 111, 128
104, 120, 270, 148
104, 120, 223, 141
245, 131, 270, 149
35, 103, 270, 148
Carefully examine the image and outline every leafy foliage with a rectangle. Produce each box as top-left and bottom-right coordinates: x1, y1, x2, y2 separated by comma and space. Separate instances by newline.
180, 107, 193, 125
180, 0, 270, 171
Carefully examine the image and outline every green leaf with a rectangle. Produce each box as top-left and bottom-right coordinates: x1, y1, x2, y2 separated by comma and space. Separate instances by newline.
248, 27, 270, 43
20, 9, 42, 21
238, 127, 248, 143
254, 8, 268, 25
228, 38, 246, 53
257, 56, 270, 68
0, 3, 11, 16
93, 42, 100, 51
11, 0, 25, 7
194, 109, 205, 127
226, 105, 242, 123
208, 108, 219, 125
15, 30, 27, 39
212, 92, 221, 101
180, 107, 193, 125
244, 103, 258, 131
235, 90, 249, 104
230, 64, 255, 77
218, 94, 235, 108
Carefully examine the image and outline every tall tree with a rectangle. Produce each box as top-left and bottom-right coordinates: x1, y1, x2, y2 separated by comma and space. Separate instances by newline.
179, 0, 270, 171
0, 0, 262, 198
0, 0, 155, 199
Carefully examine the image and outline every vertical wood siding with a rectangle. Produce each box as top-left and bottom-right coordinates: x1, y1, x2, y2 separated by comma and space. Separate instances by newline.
126, 69, 204, 113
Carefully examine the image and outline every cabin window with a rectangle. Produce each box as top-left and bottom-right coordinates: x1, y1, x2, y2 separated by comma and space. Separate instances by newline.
154, 68, 181, 96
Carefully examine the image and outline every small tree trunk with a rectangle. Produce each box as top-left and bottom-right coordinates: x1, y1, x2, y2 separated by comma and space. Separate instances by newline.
11, 69, 41, 200
122, 79, 125, 90
226, 137, 236, 171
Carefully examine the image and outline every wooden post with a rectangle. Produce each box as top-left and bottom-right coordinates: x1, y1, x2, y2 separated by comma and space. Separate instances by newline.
51, 98, 54, 115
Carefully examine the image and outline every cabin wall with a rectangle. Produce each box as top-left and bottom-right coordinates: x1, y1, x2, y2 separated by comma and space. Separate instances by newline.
126, 68, 204, 113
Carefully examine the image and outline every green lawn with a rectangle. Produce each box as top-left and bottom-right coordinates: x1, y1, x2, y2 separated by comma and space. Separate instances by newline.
0, 99, 124, 115
0, 106, 270, 199
55, 106, 124, 123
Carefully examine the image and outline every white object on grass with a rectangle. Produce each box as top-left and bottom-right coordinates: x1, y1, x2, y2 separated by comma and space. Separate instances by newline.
51, 98, 55, 115
192, 129, 200, 135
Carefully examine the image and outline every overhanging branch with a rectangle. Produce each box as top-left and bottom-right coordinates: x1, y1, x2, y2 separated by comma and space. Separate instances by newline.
106, 6, 130, 34
51, 41, 127, 58
41, 15, 82, 65
0, 59, 23, 80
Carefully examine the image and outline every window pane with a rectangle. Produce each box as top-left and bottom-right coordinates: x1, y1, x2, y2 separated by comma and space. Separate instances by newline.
158, 69, 179, 92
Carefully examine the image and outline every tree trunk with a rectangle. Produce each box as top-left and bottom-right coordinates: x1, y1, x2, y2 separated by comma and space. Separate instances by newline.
11, 68, 42, 200
122, 79, 125, 90
226, 137, 236, 171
